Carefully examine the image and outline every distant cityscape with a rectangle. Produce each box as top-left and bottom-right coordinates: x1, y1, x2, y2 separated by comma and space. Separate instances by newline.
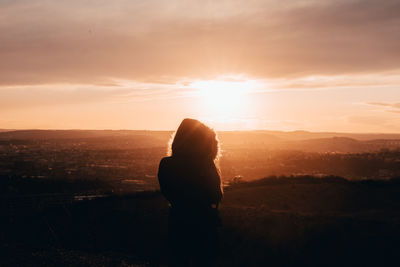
1, 130, 400, 195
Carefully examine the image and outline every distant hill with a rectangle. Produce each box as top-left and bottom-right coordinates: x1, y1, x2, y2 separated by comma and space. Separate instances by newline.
286, 137, 371, 153
1, 129, 400, 153
2, 129, 400, 141
0, 130, 172, 149
251, 130, 400, 141
219, 132, 400, 152
0, 129, 172, 140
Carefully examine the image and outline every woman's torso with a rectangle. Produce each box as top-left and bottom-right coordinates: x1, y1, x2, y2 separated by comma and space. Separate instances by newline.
158, 156, 222, 211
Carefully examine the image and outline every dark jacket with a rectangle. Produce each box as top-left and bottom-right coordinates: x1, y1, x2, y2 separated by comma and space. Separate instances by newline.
158, 156, 223, 212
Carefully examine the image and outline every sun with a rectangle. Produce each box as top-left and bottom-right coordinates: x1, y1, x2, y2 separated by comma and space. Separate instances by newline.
190, 78, 256, 118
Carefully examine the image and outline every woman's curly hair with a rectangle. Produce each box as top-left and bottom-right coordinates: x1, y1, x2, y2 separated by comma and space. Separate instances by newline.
169, 118, 220, 161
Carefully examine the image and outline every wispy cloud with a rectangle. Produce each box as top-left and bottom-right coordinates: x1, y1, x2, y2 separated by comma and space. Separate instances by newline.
368, 102, 400, 109
366, 102, 400, 117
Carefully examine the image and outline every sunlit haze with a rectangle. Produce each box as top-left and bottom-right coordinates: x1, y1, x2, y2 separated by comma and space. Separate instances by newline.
1, 0, 400, 132
192, 78, 257, 119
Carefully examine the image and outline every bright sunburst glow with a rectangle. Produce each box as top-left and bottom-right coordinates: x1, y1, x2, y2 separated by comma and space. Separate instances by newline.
191, 78, 257, 118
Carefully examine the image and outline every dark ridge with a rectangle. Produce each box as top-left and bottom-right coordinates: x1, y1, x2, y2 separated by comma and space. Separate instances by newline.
226, 175, 400, 189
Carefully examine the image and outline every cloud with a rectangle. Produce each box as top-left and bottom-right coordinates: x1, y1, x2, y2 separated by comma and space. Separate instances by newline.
1, 0, 400, 85
368, 102, 400, 109
366, 102, 400, 118
0, 80, 199, 111
260, 73, 400, 91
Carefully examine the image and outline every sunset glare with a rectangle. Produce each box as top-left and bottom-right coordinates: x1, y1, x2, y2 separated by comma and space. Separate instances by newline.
192, 79, 256, 118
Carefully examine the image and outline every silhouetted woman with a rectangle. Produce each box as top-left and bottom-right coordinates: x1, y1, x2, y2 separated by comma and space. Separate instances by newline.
158, 118, 223, 267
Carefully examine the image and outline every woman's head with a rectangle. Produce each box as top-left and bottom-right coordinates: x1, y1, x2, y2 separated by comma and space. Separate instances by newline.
169, 118, 219, 160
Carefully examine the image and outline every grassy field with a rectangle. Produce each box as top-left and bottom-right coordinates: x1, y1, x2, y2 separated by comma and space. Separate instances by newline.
2, 176, 400, 266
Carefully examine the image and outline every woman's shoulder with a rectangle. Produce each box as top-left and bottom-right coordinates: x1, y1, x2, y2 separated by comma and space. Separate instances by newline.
159, 156, 182, 170
158, 157, 172, 179
159, 156, 173, 167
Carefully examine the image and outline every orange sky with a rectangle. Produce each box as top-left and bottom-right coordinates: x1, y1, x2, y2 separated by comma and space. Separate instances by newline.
1, 0, 400, 132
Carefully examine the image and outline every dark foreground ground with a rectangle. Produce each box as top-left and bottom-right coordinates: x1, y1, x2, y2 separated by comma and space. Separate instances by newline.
2, 176, 400, 267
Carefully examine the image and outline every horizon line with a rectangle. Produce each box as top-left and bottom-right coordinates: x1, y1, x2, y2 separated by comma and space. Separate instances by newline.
1, 128, 400, 135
